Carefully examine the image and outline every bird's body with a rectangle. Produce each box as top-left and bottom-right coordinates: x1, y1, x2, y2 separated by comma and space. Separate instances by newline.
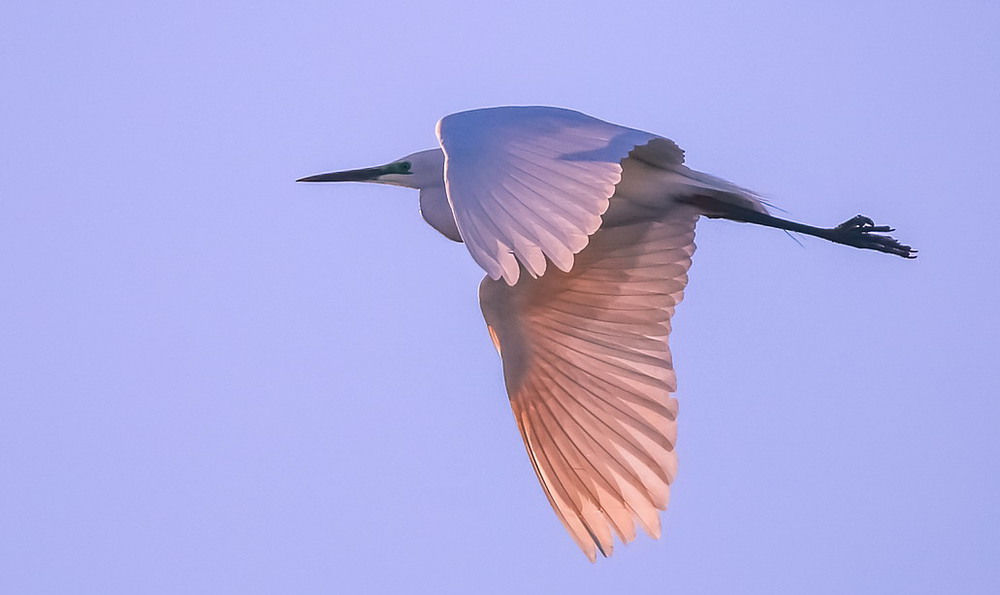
299, 106, 914, 561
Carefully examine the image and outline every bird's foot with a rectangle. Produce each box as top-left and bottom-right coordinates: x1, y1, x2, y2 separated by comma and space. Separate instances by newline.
825, 215, 917, 259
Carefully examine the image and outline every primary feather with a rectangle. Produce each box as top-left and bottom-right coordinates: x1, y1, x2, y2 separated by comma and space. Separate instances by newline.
479, 213, 698, 561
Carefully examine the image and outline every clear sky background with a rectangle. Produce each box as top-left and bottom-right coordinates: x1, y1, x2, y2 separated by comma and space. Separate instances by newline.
2, 1, 998, 593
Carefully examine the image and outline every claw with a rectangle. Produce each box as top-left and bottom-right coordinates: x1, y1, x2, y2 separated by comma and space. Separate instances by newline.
836, 215, 875, 229
822, 214, 916, 258
835, 215, 876, 230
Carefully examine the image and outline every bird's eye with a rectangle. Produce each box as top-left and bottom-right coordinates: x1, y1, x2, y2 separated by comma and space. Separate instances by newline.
398, 161, 412, 173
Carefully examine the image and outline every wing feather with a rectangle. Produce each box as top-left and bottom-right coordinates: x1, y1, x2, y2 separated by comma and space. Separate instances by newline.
530, 386, 639, 542
438, 106, 665, 284
479, 211, 698, 560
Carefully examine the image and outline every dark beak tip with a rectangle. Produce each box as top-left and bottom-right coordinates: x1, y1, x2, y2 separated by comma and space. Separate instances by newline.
295, 165, 386, 184
297, 174, 330, 183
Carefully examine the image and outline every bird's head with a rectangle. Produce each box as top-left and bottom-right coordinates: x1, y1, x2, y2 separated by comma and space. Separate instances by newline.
297, 149, 443, 190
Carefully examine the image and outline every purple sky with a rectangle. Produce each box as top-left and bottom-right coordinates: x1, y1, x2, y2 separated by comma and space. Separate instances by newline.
2, 1, 998, 592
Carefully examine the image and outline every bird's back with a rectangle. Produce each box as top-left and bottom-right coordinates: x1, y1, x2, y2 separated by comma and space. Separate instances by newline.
603, 139, 768, 229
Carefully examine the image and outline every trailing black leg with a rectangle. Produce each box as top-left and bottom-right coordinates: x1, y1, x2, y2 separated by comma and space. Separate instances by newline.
679, 195, 917, 259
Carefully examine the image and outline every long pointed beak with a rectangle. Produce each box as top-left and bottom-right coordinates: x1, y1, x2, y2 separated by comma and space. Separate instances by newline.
296, 165, 386, 183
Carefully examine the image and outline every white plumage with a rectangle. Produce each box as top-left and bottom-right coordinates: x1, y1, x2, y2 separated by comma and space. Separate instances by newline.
298, 106, 914, 561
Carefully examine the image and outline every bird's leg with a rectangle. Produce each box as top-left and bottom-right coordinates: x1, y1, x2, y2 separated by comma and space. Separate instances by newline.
680, 195, 917, 259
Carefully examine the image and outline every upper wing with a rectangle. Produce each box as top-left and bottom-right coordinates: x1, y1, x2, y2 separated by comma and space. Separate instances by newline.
437, 106, 683, 284
478, 210, 698, 561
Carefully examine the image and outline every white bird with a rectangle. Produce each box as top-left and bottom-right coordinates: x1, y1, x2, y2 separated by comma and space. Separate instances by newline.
298, 106, 915, 561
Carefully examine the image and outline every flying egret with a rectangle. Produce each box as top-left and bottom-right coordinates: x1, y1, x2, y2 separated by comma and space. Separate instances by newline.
298, 106, 915, 561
